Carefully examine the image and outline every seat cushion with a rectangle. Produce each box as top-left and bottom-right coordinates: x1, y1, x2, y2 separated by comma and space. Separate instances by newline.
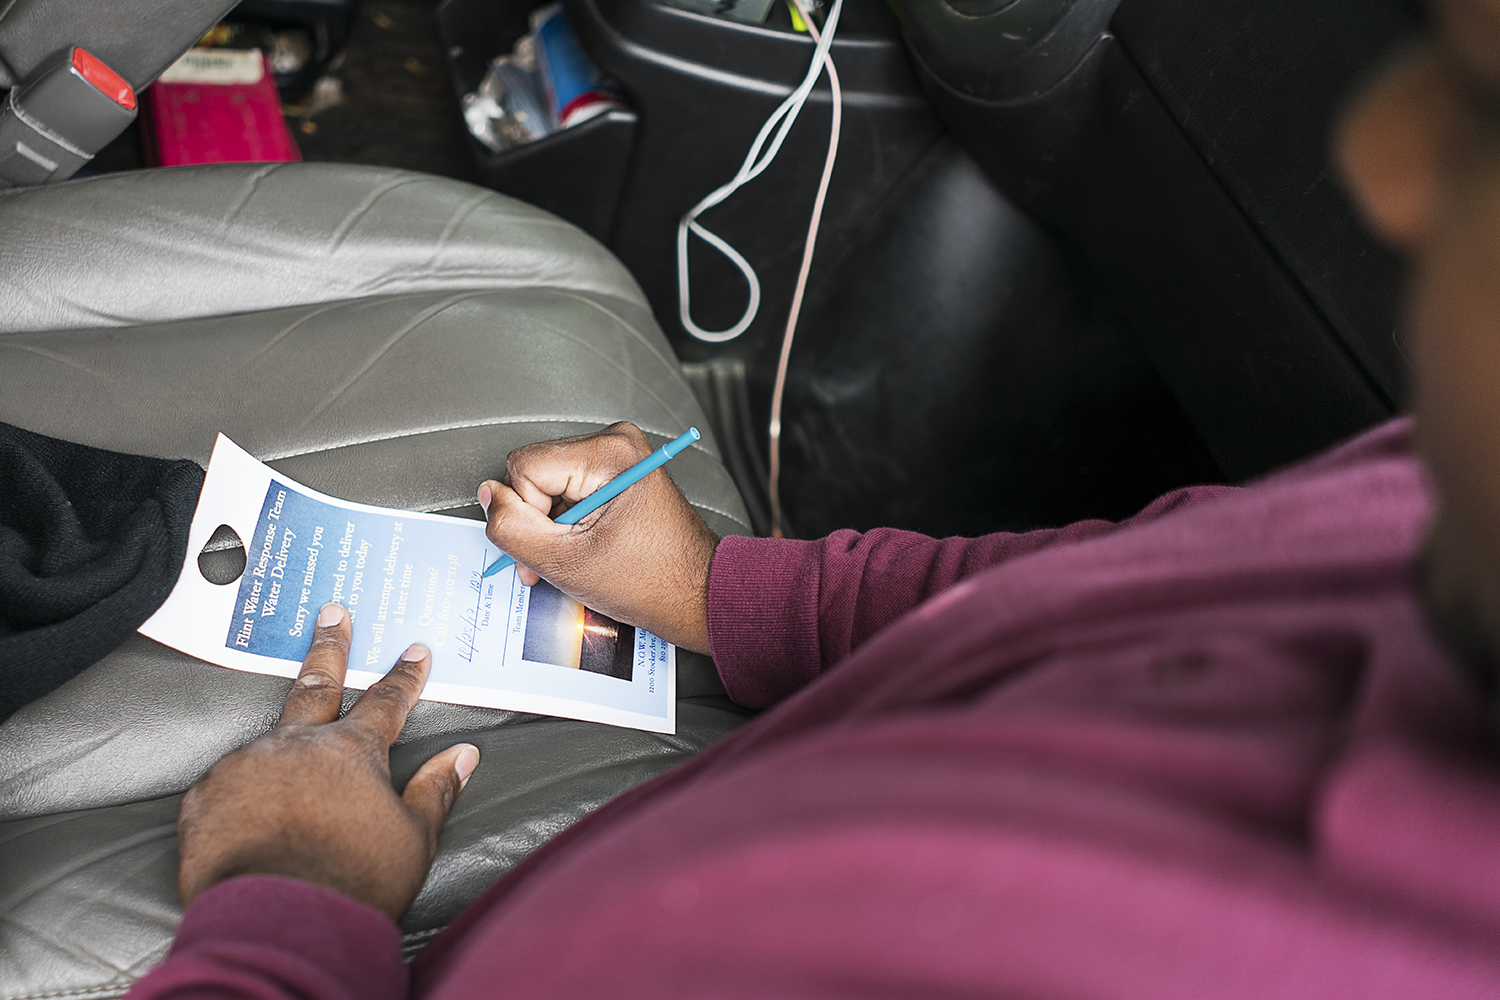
0, 162, 754, 1000
0, 160, 642, 335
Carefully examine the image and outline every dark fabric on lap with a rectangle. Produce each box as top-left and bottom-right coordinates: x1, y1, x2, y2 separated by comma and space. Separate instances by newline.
0, 423, 203, 720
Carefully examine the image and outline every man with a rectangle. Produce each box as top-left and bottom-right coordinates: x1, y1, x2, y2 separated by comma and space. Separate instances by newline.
128, 2, 1500, 996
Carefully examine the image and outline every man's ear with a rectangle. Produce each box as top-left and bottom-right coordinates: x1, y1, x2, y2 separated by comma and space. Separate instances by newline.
1336, 46, 1466, 252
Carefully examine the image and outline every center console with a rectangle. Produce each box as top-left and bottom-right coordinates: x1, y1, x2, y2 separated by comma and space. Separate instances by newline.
436, 0, 941, 367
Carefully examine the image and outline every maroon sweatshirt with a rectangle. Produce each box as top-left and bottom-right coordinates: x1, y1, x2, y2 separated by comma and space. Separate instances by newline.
128, 418, 1500, 999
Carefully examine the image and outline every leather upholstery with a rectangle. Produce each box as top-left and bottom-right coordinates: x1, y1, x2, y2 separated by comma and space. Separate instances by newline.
0, 162, 754, 1000
0, 162, 661, 334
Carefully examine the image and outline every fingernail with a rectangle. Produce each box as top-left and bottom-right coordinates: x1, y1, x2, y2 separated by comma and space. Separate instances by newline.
477, 483, 492, 515
317, 603, 344, 628
400, 642, 428, 661
454, 744, 480, 788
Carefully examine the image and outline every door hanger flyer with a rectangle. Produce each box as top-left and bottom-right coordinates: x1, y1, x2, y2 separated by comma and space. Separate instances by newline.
140, 435, 676, 734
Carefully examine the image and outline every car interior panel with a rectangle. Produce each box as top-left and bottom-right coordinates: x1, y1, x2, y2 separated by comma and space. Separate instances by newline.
0, 0, 1428, 996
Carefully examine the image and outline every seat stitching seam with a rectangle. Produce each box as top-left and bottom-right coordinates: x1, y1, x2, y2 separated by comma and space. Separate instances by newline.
294, 291, 492, 430
353, 273, 647, 313
261, 415, 693, 460
261, 420, 749, 526
324, 176, 432, 253
422, 190, 505, 274
0, 342, 109, 379
221, 163, 284, 228
249, 300, 350, 361
2, 285, 650, 338
550, 291, 679, 372
517, 319, 688, 423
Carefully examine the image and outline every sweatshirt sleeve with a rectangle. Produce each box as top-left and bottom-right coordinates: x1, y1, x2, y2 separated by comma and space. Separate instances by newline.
707, 484, 1237, 708
124, 876, 407, 1000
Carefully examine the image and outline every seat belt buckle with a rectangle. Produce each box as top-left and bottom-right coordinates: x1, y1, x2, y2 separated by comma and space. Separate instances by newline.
0, 48, 137, 187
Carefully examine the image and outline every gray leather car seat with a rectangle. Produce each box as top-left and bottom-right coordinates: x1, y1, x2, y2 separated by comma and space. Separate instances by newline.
0, 161, 754, 1000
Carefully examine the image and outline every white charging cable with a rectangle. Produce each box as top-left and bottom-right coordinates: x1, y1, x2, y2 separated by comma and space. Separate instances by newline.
676, 0, 844, 343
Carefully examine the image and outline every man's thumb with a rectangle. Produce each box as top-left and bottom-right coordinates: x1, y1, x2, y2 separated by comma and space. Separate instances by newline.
403, 743, 479, 840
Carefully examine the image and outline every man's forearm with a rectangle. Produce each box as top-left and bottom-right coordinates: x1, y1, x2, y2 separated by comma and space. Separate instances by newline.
706, 484, 1236, 709
706, 526, 1088, 707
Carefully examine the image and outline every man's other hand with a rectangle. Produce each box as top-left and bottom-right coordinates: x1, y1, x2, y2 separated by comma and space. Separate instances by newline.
478, 421, 718, 655
176, 604, 479, 920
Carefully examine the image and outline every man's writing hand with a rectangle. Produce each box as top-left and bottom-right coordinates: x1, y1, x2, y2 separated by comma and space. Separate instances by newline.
478, 421, 718, 655
176, 604, 479, 920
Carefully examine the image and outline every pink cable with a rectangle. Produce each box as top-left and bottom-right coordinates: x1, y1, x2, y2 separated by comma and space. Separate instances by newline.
768, 0, 842, 538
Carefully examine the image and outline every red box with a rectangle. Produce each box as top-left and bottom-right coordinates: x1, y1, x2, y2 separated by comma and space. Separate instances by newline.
142, 49, 300, 166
